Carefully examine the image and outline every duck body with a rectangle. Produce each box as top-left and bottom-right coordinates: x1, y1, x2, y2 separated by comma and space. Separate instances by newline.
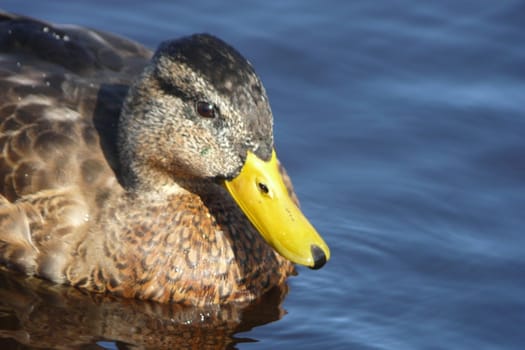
0, 11, 328, 306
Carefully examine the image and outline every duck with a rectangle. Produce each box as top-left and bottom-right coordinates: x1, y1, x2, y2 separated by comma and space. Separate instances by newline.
0, 11, 330, 306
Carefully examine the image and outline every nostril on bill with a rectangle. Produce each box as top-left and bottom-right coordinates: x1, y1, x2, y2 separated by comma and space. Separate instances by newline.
309, 244, 327, 270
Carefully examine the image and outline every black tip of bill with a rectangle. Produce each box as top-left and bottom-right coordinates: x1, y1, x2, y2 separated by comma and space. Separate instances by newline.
309, 244, 327, 270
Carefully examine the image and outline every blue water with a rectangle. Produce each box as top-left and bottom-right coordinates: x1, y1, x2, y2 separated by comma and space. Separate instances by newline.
1, 1, 524, 349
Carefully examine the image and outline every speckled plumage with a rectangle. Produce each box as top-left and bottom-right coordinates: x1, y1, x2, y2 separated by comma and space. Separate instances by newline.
0, 11, 296, 306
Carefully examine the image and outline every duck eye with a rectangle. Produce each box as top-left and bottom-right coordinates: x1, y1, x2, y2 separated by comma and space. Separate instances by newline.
196, 101, 217, 118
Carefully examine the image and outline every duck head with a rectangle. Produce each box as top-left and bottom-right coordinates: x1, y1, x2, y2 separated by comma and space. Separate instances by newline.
118, 34, 330, 269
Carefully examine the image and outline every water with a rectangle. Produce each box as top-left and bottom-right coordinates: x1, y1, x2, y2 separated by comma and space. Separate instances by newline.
1, 1, 524, 349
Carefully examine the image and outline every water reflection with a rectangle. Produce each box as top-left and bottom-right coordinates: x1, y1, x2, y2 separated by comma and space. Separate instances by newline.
0, 268, 288, 349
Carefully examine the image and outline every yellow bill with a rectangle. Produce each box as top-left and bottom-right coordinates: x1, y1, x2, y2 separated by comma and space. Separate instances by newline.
224, 149, 330, 269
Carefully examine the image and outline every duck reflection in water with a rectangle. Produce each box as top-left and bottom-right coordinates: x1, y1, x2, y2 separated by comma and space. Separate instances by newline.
0, 268, 288, 349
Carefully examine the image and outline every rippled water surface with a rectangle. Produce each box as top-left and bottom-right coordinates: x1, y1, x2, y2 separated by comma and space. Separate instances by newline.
1, 1, 524, 349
